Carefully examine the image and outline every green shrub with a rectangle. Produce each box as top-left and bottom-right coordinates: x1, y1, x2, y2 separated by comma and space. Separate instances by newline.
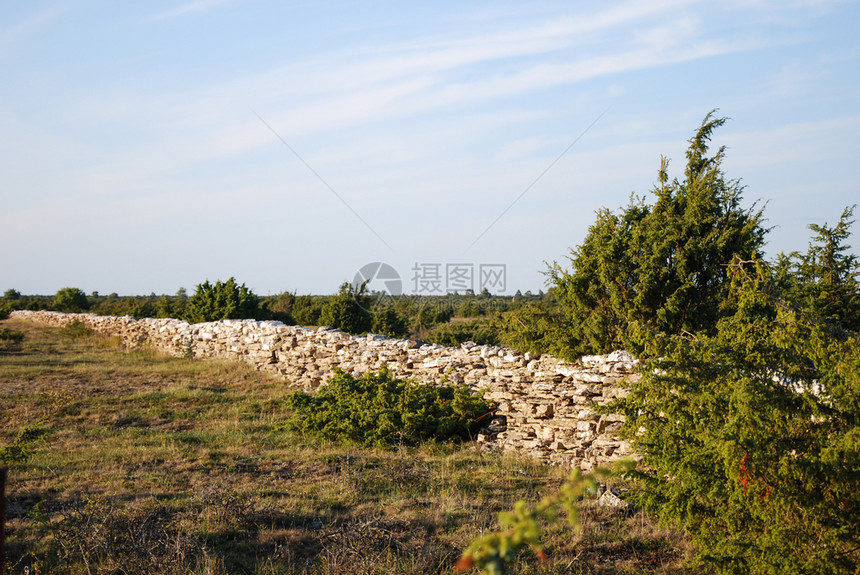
370, 305, 408, 338
425, 318, 499, 346
412, 301, 454, 330
0, 328, 25, 342
292, 294, 324, 326
498, 298, 563, 356
620, 260, 860, 574
0, 419, 49, 465
284, 368, 493, 448
261, 292, 296, 324
319, 282, 372, 334
61, 320, 93, 339
184, 277, 261, 323
53, 287, 90, 313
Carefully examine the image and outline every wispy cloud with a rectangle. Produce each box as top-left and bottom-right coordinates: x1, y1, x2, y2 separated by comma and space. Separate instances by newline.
37, 0, 783, 204
0, 4, 68, 50
4, 0, 853, 294
152, 0, 238, 21
153, 5, 759, 154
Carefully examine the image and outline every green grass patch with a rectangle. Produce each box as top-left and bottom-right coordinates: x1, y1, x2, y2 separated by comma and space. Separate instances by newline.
0, 318, 692, 574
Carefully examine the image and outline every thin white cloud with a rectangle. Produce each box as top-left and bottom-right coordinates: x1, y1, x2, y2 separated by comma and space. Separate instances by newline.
0, 4, 68, 50
152, 0, 238, 21
4, 1, 854, 294
334, 0, 706, 87
34, 1, 782, 204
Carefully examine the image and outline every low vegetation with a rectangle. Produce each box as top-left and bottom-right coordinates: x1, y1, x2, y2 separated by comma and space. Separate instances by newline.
1, 319, 692, 574
184, 277, 263, 324
0, 282, 538, 348
285, 369, 493, 448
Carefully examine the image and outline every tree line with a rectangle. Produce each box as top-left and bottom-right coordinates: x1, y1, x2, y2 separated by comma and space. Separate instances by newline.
0, 280, 545, 347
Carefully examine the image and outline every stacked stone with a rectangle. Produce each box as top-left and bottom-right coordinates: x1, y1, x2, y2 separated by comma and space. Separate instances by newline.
10, 310, 637, 470
478, 351, 639, 470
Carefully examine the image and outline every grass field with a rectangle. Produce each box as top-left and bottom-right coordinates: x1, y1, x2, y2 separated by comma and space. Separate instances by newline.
0, 318, 696, 574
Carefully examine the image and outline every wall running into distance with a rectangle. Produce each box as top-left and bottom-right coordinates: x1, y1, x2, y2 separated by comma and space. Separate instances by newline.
11, 310, 638, 470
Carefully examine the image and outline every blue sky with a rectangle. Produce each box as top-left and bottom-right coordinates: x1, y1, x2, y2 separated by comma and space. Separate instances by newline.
1, 0, 858, 296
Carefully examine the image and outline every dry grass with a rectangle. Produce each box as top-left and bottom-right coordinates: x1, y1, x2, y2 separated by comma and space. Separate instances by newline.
1, 319, 696, 574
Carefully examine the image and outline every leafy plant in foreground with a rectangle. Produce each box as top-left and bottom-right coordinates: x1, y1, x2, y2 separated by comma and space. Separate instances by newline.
284, 368, 493, 447
457, 461, 633, 575
0, 419, 49, 465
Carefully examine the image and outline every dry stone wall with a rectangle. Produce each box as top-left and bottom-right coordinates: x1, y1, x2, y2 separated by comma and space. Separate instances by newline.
11, 310, 638, 470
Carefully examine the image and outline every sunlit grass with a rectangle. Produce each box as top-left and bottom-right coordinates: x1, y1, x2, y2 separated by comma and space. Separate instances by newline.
0, 318, 693, 574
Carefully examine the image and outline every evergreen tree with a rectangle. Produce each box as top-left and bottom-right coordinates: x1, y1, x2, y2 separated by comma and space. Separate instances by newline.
319, 282, 372, 334
184, 278, 261, 323
776, 205, 860, 332
620, 259, 860, 574
547, 198, 649, 356
261, 292, 296, 325
371, 304, 408, 338
292, 294, 324, 326
541, 111, 767, 357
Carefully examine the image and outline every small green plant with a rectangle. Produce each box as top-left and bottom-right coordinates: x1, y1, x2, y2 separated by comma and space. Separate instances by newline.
457, 461, 634, 575
0, 327, 25, 343
60, 320, 92, 339
284, 368, 493, 447
0, 419, 49, 465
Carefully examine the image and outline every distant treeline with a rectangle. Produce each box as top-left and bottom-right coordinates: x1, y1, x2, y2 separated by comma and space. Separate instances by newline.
0, 283, 549, 348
